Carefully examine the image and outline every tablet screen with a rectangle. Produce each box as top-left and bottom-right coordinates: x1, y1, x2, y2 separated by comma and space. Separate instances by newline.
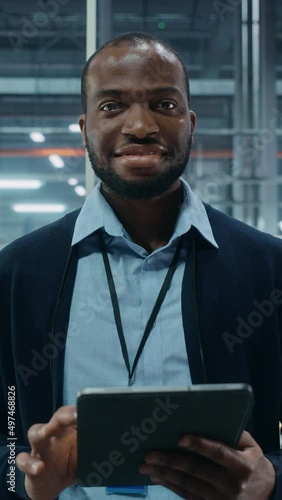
77, 383, 253, 487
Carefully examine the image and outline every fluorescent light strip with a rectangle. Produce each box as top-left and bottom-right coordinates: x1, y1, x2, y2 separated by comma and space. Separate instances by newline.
30, 132, 45, 143
68, 178, 78, 186
48, 154, 65, 168
68, 123, 80, 133
0, 180, 42, 189
13, 204, 66, 213
74, 185, 87, 196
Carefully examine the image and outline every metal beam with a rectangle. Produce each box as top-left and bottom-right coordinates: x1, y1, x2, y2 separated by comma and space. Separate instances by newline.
0, 77, 235, 95
0, 77, 282, 96
258, 0, 277, 235
85, 0, 97, 195
1, 78, 282, 96
0, 78, 80, 94
204, 18, 234, 78
97, 0, 113, 46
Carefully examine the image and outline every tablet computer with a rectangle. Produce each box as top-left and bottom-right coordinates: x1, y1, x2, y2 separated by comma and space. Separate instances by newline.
77, 383, 253, 487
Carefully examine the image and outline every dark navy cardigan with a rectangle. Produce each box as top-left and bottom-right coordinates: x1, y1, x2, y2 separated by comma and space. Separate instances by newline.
1, 204, 282, 499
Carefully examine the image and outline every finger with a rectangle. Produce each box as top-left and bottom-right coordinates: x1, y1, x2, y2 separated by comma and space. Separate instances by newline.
35, 406, 77, 441
143, 450, 239, 494
16, 452, 45, 476
144, 450, 224, 488
140, 464, 218, 500
237, 430, 258, 449
27, 423, 52, 452
178, 435, 248, 473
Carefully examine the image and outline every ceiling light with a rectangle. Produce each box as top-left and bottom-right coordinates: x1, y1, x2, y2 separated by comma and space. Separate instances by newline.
74, 185, 86, 196
68, 123, 80, 133
13, 204, 66, 213
30, 132, 45, 143
48, 154, 65, 168
0, 180, 42, 189
68, 178, 78, 186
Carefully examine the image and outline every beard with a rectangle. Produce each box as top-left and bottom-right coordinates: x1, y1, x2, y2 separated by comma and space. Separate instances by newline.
85, 134, 193, 200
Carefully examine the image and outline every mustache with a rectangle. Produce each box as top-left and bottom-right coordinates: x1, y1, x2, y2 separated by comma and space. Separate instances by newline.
123, 137, 163, 145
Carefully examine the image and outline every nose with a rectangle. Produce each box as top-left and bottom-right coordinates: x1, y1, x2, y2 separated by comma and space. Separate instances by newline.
121, 104, 159, 139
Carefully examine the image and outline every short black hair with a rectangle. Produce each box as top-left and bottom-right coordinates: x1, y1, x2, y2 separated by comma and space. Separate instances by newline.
81, 31, 190, 114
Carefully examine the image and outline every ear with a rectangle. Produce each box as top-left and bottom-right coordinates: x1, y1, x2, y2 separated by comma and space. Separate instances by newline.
189, 110, 196, 144
78, 114, 86, 147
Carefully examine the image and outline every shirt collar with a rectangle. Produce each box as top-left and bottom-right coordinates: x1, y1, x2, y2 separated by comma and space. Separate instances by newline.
71, 181, 123, 245
71, 178, 218, 249
178, 179, 218, 248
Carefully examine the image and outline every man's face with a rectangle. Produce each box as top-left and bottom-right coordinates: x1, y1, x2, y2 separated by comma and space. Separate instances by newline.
79, 41, 196, 200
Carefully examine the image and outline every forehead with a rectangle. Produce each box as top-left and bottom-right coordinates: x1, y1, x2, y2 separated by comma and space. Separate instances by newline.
86, 41, 186, 97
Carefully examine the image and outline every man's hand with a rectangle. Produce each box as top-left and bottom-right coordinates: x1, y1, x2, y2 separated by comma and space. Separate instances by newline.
16, 406, 77, 500
140, 431, 276, 499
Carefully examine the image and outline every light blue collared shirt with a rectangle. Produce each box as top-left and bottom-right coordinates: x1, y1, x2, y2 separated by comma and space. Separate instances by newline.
60, 178, 218, 500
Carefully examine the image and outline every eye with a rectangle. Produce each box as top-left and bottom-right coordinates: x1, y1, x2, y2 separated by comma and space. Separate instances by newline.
157, 100, 176, 110
99, 102, 122, 112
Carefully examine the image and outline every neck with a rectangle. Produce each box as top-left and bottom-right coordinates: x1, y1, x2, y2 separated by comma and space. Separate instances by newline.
101, 180, 183, 253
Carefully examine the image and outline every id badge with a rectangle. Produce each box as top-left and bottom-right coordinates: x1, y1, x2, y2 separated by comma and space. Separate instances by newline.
106, 486, 148, 496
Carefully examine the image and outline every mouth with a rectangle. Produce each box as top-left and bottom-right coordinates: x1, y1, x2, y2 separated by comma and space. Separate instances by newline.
114, 144, 168, 158
113, 145, 169, 172
113, 153, 168, 172
115, 152, 164, 157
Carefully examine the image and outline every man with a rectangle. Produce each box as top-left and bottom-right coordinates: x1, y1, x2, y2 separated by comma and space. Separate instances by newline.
0, 32, 281, 499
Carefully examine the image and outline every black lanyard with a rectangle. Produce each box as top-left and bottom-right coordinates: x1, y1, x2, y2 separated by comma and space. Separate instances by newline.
99, 230, 184, 385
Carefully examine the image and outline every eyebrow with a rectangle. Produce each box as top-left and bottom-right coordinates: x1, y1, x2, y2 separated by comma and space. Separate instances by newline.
93, 86, 183, 101
93, 89, 123, 101
148, 86, 183, 98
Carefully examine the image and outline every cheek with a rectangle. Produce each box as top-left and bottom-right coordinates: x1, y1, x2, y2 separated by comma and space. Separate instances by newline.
85, 124, 108, 156
178, 118, 190, 135
94, 119, 117, 136
87, 116, 119, 149
178, 120, 191, 147
167, 119, 190, 146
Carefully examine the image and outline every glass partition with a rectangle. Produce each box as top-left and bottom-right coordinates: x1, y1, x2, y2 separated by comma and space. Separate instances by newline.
0, 0, 86, 249
1, 0, 281, 248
